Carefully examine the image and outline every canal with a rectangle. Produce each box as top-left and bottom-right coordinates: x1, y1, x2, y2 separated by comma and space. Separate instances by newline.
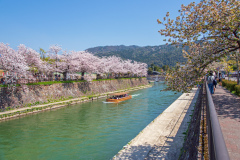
0, 82, 181, 160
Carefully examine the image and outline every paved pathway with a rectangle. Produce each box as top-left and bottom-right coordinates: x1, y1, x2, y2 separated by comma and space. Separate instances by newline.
212, 85, 240, 160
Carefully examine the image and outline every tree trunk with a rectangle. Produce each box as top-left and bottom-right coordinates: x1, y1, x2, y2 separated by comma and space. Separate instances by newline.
227, 58, 230, 81
96, 74, 101, 80
237, 49, 239, 85
63, 71, 67, 81
81, 72, 85, 80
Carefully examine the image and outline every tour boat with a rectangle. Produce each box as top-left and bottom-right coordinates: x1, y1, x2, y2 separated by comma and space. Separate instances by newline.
106, 92, 132, 103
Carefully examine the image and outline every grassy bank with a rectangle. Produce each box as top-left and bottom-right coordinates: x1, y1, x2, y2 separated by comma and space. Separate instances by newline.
0, 77, 146, 87
0, 84, 151, 121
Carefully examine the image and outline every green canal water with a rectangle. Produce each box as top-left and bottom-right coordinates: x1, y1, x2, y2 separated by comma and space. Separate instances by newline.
0, 82, 181, 160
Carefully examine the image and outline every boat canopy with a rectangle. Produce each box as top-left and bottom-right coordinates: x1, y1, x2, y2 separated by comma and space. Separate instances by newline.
110, 92, 129, 96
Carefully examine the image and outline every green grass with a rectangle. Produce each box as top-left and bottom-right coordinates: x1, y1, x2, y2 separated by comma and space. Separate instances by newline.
26, 79, 87, 86
0, 77, 146, 87
0, 84, 21, 88
92, 77, 146, 81
92, 78, 113, 81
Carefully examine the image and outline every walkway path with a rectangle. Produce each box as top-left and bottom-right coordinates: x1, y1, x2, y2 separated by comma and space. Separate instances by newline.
212, 85, 240, 160
113, 88, 199, 160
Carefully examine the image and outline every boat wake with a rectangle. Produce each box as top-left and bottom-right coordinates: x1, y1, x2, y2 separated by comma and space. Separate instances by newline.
132, 94, 141, 97
102, 101, 115, 104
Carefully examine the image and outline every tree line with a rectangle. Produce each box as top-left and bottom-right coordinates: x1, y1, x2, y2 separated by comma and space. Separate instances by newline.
0, 43, 148, 83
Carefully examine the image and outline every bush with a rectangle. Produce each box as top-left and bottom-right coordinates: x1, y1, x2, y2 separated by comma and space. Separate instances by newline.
226, 81, 237, 92
235, 85, 240, 96
222, 79, 227, 87
222, 79, 238, 92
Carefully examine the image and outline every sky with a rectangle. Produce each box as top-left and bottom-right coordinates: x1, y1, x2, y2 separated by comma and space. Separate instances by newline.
0, 0, 200, 52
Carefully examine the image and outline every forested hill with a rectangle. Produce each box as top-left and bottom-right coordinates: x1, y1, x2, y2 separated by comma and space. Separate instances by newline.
86, 44, 187, 67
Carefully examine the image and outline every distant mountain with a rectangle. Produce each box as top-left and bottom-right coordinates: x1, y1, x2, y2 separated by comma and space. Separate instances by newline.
86, 44, 187, 67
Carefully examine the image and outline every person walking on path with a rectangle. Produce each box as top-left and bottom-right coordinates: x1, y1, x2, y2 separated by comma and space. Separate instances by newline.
212, 85, 240, 160
219, 73, 222, 85
213, 77, 218, 92
207, 72, 215, 94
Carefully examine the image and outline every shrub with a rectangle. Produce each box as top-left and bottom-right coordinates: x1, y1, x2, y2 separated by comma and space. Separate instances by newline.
222, 79, 238, 92
235, 85, 240, 96
226, 81, 237, 92
222, 79, 227, 87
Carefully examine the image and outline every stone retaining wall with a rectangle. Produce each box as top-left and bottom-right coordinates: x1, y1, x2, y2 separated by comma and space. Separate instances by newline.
0, 78, 148, 109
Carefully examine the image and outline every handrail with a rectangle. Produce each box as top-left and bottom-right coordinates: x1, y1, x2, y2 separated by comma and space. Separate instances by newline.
205, 81, 230, 160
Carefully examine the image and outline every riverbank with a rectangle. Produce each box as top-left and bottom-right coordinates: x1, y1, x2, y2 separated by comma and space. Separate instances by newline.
113, 88, 199, 159
1, 78, 148, 110
0, 84, 152, 121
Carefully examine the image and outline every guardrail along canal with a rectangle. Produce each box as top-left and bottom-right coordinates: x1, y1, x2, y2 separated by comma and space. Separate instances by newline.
0, 82, 181, 160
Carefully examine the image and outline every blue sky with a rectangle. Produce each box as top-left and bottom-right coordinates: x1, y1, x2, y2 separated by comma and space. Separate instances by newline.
0, 0, 200, 51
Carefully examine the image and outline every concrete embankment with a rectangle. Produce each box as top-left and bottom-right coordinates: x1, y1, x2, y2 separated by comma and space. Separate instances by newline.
0, 82, 151, 121
0, 78, 148, 109
113, 88, 199, 160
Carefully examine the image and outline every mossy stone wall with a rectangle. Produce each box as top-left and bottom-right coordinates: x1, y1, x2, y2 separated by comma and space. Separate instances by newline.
0, 78, 148, 109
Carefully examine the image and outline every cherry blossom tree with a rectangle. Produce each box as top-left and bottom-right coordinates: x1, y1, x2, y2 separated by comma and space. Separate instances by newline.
158, 0, 240, 91
70, 51, 100, 80
131, 61, 148, 77
58, 50, 88, 80
93, 57, 109, 79
138, 62, 148, 77
18, 44, 44, 78
0, 43, 29, 78
103, 56, 123, 78
48, 44, 62, 73
0, 42, 147, 83
123, 59, 134, 77
57, 50, 73, 80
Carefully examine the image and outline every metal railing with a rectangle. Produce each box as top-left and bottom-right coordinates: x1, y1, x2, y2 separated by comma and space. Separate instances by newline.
205, 82, 230, 160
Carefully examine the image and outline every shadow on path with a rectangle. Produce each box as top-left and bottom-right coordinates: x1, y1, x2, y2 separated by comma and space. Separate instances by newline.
212, 86, 240, 160
212, 86, 240, 121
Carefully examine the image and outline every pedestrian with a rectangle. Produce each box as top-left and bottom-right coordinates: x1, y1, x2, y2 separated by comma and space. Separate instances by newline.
213, 71, 216, 77
219, 73, 222, 82
207, 72, 215, 94
213, 77, 217, 92
222, 73, 225, 79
